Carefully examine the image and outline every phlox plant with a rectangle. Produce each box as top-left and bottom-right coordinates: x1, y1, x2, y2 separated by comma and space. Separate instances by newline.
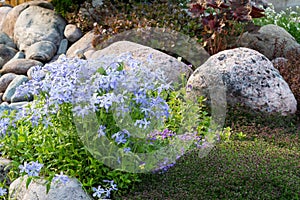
0, 53, 212, 198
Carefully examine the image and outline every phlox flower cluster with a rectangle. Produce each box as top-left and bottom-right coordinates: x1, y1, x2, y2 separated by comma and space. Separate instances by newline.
92, 180, 118, 199
0, 117, 10, 137
12, 53, 172, 136
19, 161, 43, 177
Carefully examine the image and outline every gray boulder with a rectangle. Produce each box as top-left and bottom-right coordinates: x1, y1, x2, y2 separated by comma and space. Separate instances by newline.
64, 24, 83, 43
90, 41, 193, 83
9, 176, 92, 200
0, 73, 17, 93
26, 41, 57, 62
187, 47, 297, 116
238, 24, 300, 60
0, 31, 16, 49
66, 31, 96, 58
0, 44, 17, 69
2, 1, 54, 40
0, 59, 43, 75
2, 75, 28, 102
14, 5, 66, 52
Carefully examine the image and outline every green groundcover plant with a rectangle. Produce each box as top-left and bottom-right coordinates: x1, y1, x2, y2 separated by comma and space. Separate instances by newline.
0, 54, 213, 199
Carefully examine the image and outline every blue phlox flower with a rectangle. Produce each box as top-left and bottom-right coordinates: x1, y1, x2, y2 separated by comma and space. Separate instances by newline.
27, 112, 41, 127
30, 65, 46, 81
156, 81, 173, 94
52, 172, 70, 184
112, 133, 126, 145
98, 93, 116, 112
72, 105, 91, 118
19, 161, 43, 177
0, 117, 10, 137
117, 52, 133, 62
134, 118, 151, 129
92, 185, 106, 198
126, 57, 142, 68
103, 180, 118, 191
0, 187, 7, 196
123, 147, 131, 153
133, 91, 147, 105
112, 129, 130, 145
98, 125, 106, 137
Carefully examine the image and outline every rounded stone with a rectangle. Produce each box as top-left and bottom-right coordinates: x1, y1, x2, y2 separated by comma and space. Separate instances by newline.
187, 47, 297, 116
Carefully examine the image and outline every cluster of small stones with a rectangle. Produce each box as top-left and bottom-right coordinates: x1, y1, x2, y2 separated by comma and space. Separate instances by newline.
0, 1, 84, 109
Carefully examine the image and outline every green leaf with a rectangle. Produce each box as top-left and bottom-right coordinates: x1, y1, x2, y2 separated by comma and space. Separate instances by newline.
26, 177, 32, 189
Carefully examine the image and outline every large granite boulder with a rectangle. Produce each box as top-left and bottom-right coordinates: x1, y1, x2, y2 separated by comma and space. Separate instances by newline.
187, 47, 297, 116
238, 24, 300, 60
0, 44, 17, 69
9, 176, 92, 200
1, 1, 54, 39
90, 41, 193, 83
14, 5, 66, 52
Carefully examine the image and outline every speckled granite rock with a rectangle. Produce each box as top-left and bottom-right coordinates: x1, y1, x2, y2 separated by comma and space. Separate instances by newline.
187, 47, 297, 116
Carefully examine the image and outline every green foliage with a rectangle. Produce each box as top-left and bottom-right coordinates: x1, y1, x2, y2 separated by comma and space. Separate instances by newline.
253, 6, 300, 43
0, 102, 140, 197
115, 139, 300, 199
0, 56, 213, 198
50, 0, 85, 17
